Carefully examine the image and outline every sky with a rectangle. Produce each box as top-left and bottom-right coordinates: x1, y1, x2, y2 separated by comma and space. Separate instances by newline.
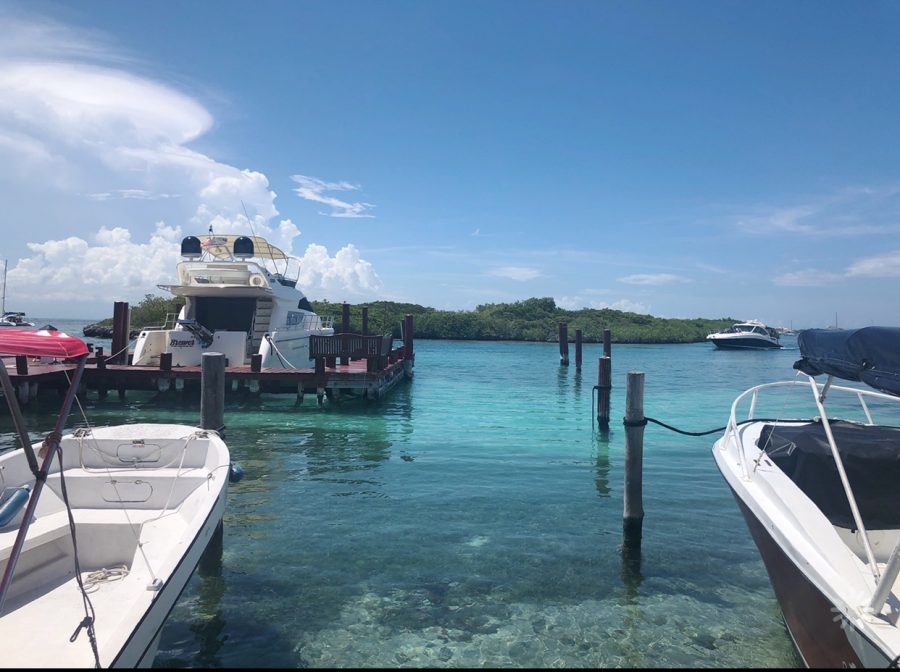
1, 0, 899, 328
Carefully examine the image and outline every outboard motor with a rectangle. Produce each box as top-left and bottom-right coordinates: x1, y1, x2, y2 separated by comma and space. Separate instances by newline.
181, 236, 202, 258
233, 236, 254, 259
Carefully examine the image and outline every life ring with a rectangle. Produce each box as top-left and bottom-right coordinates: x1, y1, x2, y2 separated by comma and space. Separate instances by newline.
249, 274, 265, 287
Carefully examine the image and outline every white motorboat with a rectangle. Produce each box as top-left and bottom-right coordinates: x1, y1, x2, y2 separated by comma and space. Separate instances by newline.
132, 232, 334, 368
0, 328, 232, 667
712, 327, 900, 667
0, 261, 34, 328
706, 319, 782, 350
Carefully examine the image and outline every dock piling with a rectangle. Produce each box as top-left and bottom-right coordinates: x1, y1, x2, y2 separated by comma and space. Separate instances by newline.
596, 356, 611, 430
623, 371, 645, 545
575, 329, 583, 369
111, 301, 130, 364
200, 352, 226, 436
559, 322, 569, 366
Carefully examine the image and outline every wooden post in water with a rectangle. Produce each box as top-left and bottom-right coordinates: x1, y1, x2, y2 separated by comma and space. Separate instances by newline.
559, 322, 569, 365
603, 329, 611, 358
15, 356, 27, 376
200, 352, 226, 437
362, 306, 369, 335
341, 302, 350, 366
111, 301, 130, 364
623, 371, 645, 545
596, 356, 611, 429
575, 329, 583, 369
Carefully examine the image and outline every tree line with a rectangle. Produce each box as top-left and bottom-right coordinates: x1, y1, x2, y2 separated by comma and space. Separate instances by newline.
87, 294, 736, 344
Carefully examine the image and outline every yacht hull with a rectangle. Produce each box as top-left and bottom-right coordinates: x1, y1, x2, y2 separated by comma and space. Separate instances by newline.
707, 336, 781, 349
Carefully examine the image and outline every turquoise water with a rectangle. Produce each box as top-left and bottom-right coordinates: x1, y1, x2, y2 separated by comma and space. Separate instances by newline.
2, 322, 812, 667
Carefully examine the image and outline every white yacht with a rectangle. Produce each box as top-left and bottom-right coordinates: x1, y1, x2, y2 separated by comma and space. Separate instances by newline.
706, 319, 782, 350
712, 327, 900, 667
132, 233, 334, 368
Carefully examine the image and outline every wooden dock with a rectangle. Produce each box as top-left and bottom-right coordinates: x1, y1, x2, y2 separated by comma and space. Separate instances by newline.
1, 313, 416, 407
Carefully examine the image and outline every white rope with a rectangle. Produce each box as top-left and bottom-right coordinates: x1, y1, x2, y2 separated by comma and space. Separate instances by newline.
80, 564, 130, 594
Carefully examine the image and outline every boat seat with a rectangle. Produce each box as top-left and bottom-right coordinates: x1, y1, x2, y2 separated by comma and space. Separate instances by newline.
0, 510, 72, 563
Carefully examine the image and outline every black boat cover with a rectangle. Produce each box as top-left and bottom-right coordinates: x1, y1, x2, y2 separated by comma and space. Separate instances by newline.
794, 327, 900, 396
758, 420, 900, 530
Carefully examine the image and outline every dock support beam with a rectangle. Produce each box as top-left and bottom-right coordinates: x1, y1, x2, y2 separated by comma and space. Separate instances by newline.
596, 356, 611, 430
623, 371, 645, 545
341, 302, 350, 366
111, 301, 130, 364
575, 329, 583, 369
201, 352, 226, 437
559, 322, 569, 366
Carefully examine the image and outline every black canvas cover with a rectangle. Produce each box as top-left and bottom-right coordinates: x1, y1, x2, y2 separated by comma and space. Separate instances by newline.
758, 420, 900, 529
794, 327, 900, 396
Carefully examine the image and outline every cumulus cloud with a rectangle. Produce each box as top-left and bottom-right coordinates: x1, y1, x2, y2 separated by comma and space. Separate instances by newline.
291, 175, 376, 218
618, 273, 691, 285
487, 266, 543, 281
0, 12, 382, 309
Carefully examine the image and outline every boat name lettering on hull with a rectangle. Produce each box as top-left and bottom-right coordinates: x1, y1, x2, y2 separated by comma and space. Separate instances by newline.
169, 338, 196, 348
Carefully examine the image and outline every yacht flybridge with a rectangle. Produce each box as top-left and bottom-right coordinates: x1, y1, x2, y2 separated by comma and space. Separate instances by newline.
133, 234, 334, 368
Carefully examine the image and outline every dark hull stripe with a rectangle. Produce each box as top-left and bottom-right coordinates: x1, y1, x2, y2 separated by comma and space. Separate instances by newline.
709, 337, 781, 349
731, 492, 889, 668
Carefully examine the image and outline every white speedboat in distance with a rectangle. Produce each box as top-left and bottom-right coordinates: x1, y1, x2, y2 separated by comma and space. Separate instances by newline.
133, 233, 334, 368
712, 327, 900, 667
707, 319, 782, 350
0, 328, 231, 667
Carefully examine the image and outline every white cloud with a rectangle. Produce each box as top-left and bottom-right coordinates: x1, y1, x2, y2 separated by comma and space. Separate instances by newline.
296, 243, 383, 298
617, 273, 691, 285
845, 250, 900, 277
487, 266, 543, 281
291, 175, 376, 218
773, 269, 844, 287
0, 14, 382, 309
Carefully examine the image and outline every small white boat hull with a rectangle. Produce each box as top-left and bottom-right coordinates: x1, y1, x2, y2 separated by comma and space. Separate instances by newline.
0, 423, 230, 668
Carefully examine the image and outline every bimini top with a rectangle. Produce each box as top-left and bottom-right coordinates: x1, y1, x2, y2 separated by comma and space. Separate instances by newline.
0, 328, 89, 359
188, 234, 291, 262
794, 326, 900, 396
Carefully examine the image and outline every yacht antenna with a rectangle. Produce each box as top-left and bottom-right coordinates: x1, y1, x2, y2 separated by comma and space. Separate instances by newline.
241, 200, 282, 274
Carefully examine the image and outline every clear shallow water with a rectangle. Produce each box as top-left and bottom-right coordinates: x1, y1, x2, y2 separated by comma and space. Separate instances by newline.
2, 324, 813, 667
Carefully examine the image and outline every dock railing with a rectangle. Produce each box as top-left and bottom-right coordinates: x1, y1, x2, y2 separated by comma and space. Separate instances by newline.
310, 333, 397, 373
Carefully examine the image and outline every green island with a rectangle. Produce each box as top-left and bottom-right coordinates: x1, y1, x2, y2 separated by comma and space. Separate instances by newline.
85, 294, 736, 344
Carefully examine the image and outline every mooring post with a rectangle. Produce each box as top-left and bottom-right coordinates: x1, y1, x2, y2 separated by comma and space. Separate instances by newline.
623, 371, 645, 545
250, 353, 262, 373
596, 356, 611, 429
559, 322, 569, 366
15, 355, 27, 376
341, 302, 350, 366
575, 329, 583, 369
403, 314, 415, 377
200, 352, 226, 437
603, 329, 611, 358
111, 301, 130, 364
362, 306, 369, 336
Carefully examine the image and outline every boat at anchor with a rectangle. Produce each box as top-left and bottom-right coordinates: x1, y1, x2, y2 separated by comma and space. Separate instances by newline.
706, 319, 782, 350
712, 326, 900, 667
132, 232, 334, 368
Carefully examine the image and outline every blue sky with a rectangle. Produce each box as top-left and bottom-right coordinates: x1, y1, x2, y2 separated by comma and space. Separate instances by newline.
1, 0, 899, 328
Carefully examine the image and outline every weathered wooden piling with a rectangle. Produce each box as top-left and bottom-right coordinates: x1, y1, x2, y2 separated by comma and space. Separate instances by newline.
362, 306, 369, 335
111, 301, 130, 364
623, 371, 645, 544
200, 352, 226, 435
559, 322, 569, 366
603, 329, 611, 358
15, 356, 27, 376
403, 314, 415, 378
596, 356, 611, 429
341, 302, 351, 366
575, 329, 583, 369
